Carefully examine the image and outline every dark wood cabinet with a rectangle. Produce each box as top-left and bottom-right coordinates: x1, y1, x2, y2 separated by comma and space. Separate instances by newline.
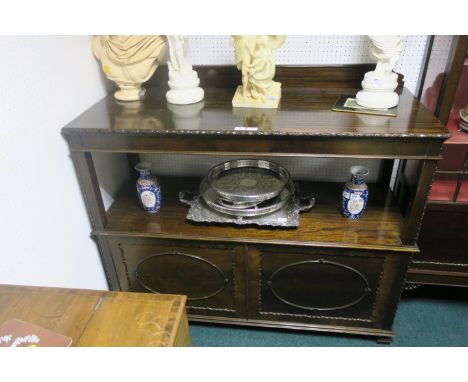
406, 36, 468, 287
62, 65, 448, 341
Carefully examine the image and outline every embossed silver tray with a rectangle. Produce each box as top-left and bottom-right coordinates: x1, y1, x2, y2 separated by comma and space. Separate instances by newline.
179, 191, 315, 228
205, 159, 291, 203
200, 177, 294, 217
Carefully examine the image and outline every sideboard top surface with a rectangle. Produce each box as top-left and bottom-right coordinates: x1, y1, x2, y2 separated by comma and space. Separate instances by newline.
62, 86, 448, 140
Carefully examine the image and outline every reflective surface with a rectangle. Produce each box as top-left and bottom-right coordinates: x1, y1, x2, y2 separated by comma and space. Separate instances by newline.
64, 87, 449, 138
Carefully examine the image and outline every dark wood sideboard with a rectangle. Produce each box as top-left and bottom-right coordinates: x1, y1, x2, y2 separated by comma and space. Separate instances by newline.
62, 65, 448, 342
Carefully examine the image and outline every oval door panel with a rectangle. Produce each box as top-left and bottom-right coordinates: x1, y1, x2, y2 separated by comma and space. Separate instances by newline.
136, 252, 228, 301
267, 259, 370, 311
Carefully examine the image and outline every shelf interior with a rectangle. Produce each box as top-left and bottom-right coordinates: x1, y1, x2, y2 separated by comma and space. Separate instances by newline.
99, 177, 407, 251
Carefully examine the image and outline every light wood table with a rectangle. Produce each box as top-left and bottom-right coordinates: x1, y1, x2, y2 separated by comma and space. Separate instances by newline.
0, 284, 191, 346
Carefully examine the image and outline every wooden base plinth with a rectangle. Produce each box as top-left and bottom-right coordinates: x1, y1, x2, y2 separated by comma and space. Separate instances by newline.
232, 85, 281, 109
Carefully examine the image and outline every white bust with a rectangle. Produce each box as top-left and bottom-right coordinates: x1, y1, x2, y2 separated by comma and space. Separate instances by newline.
92, 35, 168, 101
356, 35, 406, 109
231, 35, 286, 109
166, 36, 204, 105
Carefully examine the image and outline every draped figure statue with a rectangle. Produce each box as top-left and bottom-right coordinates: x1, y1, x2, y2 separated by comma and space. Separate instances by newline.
231, 35, 286, 109
166, 35, 204, 105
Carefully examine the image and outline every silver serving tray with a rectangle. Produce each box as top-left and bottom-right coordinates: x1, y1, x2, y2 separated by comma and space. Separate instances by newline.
179, 191, 315, 228
205, 159, 291, 203
200, 177, 294, 217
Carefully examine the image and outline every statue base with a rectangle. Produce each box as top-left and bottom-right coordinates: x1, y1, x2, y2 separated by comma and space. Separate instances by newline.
166, 70, 204, 105
232, 85, 281, 109
355, 90, 399, 109
114, 85, 146, 102
355, 71, 399, 109
167, 87, 204, 105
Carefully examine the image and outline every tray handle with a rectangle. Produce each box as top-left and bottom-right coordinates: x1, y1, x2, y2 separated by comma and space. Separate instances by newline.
298, 195, 315, 212
179, 190, 197, 206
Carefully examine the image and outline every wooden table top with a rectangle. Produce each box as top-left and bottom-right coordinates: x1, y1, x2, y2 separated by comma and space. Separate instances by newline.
0, 284, 190, 347
61, 66, 449, 160
62, 86, 448, 139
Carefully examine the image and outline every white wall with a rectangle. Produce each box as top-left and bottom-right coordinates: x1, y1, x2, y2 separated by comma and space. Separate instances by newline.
0, 36, 110, 290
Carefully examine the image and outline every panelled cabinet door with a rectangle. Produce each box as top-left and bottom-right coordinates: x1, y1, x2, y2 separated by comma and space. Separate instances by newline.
408, 207, 468, 286
416, 209, 468, 269
108, 238, 246, 318
247, 245, 409, 331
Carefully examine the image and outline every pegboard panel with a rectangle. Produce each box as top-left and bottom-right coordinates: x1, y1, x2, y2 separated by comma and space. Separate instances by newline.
140, 154, 381, 183
186, 35, 429, 94
420, 35, 454, 106
394, 35, 429, 94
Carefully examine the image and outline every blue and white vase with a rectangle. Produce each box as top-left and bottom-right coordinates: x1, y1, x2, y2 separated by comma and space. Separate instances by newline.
342, 166, 369, 219
135, 162, 161, 213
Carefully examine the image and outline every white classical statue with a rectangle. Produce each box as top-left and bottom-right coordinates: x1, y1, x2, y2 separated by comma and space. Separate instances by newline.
231, 35, 286, 109
355, 35, 406, 109
166, 36, 204, 105
92, 35, 168, 101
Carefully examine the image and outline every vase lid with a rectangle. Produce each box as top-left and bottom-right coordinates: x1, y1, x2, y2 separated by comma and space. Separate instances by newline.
135, 162, 152, 172
350, 165, 369, 177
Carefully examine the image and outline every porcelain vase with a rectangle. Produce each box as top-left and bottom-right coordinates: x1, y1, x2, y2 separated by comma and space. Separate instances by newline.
342, 166, 369, 219
135, 162, 161, 213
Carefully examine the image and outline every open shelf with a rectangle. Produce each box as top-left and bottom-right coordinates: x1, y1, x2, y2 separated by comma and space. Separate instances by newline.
97, 177, 408, 251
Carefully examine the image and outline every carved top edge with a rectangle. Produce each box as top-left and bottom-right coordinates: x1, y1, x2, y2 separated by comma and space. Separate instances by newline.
61, 65, 448, 139
62, 127, 450, 139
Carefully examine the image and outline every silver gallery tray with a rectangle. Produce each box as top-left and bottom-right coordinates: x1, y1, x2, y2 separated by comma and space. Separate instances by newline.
179, 191, 315, 228
199, 177, 294, 217
205, 159, 291, 203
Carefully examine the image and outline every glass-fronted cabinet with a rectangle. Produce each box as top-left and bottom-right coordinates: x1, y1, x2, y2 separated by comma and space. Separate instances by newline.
406, 36, 468, 287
